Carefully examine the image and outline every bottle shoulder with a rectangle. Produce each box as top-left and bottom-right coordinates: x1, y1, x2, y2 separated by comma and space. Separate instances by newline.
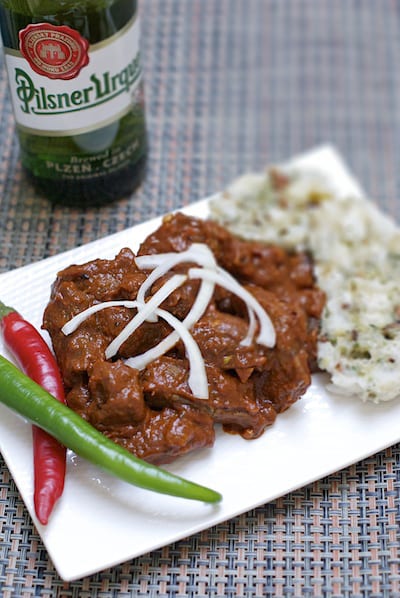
0, 0, 137, 48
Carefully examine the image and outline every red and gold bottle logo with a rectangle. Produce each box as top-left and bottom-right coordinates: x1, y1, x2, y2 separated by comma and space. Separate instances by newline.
19, 23, 89, 80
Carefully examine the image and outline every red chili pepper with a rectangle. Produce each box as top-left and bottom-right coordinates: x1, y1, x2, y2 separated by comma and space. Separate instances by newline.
0, 300, 66, 525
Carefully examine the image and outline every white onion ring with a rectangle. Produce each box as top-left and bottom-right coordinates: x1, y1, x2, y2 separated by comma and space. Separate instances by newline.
105, 274, 187, 359
188, 267, 276, 348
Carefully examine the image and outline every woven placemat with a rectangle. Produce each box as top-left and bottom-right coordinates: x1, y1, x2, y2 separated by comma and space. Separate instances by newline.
1, 1, 400, 595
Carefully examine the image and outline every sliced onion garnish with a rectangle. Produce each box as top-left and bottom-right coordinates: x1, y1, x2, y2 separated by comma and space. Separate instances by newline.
137, 243, 218, 329
188, 267, 276, 348
60, 293, 209, 399
213, 266, 258, 346
152, 308, 209, 399
135, 243, 216, 274
135, 243, 218, 322
61, 300, 138, 336
124, 333, 179, 370
60, 242, 275, 402
105, 274, 187, 359
124, 244, 217, 370
124, 275, 216, 371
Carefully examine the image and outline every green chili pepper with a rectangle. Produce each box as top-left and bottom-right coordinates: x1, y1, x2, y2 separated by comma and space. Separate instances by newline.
0, 355, 222, 504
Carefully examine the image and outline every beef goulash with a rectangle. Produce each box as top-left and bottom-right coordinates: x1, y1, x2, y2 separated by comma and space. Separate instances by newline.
43, 213, 325, 465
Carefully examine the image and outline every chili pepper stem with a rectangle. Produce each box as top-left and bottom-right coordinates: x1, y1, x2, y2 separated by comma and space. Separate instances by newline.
0, 300, 15, 319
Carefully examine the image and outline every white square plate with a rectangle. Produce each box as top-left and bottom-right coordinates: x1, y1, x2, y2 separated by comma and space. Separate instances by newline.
1, 146, 400, 581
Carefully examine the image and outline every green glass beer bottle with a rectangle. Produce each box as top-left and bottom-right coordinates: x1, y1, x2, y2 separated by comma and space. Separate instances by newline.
0, 0, 147, 206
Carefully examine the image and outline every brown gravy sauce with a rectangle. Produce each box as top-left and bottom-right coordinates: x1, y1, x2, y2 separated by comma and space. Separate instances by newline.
43, 213, 325, 464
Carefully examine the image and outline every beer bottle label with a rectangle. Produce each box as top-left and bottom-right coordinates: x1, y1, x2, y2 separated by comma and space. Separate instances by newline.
4, 15, 142, 137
